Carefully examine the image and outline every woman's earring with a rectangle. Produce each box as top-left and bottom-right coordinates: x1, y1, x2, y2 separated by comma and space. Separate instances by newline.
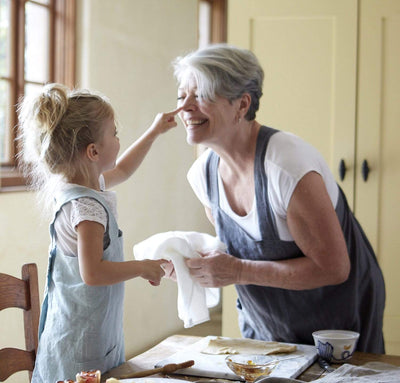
238, 117, 242, 123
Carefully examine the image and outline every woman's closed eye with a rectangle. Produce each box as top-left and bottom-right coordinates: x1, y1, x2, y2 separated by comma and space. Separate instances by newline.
177, 94, 199, 101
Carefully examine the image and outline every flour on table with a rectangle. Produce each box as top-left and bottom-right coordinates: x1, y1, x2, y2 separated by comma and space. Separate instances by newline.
201, 336, 297, 355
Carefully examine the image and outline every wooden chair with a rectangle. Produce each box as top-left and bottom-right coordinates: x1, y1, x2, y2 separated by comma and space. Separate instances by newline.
0, 263, 40, 382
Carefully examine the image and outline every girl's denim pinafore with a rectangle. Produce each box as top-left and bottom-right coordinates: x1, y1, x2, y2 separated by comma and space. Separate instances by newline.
206, 126, 385, 353
32, 186, 125, 383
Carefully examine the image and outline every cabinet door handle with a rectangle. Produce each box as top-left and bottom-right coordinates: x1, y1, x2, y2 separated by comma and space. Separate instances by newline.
362, 159, 370, 182
339, 159, 346, 181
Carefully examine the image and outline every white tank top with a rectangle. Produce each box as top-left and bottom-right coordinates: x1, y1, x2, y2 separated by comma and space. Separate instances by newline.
187, 131, 339, 241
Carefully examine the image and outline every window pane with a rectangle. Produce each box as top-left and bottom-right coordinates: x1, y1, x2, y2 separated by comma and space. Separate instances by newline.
0, 0, 10, 78
25, 2, 49, 83
25, 82, 43, 100
0, 80, 10, 163
32, 0, 50, 4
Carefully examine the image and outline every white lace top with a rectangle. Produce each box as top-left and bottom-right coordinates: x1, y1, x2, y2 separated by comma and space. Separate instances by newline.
53, 176, 117, 257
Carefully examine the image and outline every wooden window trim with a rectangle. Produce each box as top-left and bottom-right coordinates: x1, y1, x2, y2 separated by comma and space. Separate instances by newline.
210, 0, 227, 43
201, 0, 227, 43
0, 0, 76, 192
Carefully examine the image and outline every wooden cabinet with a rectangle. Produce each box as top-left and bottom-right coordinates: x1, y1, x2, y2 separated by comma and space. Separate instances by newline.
224, 0, 400, 354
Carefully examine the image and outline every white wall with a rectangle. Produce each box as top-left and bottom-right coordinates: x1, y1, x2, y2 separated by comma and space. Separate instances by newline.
0, 1, 215, 381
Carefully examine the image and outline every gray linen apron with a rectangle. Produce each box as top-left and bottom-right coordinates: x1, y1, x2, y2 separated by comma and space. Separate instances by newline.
206, 126, 385, 353
32, 186, 125, 383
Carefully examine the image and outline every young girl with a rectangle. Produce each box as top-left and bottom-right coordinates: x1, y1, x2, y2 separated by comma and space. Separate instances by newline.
17, 83, 180, 383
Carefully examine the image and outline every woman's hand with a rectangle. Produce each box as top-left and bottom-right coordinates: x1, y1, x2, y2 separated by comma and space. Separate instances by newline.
185, 250, 242, 287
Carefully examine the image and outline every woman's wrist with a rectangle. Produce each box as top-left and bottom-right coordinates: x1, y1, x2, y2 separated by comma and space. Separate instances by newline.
236, 258, 249, 285
236, 259, 263, 285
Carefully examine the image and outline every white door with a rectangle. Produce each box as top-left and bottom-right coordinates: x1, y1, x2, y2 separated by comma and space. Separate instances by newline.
356, 0, 400, 355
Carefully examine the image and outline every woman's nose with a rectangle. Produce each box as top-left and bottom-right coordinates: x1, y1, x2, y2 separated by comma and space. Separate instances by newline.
180, 95, 198, 110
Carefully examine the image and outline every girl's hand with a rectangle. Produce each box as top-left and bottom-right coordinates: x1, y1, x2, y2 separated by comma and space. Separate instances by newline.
149, 107, 183, 136
185, 250, 242, 287
139, 259, 168, 286
161, 260, 176, 281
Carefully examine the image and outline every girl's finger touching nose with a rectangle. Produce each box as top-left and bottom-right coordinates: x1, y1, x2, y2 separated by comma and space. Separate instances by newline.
170, 106, 183, 115
166, 107, 183, 122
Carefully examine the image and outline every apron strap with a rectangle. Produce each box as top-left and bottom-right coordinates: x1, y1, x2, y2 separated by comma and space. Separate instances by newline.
205, 126, 280, 240
254, 126, 280, 238
206, 151, 220, 207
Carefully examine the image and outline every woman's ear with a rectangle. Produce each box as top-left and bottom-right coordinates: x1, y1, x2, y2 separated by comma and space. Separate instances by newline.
239, 93, 251, 117
86, 143, 99, 162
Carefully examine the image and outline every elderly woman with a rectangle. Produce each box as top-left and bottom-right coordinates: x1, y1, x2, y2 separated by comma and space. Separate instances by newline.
172, 44, 385, 353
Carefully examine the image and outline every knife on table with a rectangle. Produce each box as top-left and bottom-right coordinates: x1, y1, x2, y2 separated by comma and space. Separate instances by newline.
318, 357, 335, 373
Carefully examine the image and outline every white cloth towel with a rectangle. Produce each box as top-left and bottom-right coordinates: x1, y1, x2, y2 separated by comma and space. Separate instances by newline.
133, 231, 227, 328
258, 362, 400, 383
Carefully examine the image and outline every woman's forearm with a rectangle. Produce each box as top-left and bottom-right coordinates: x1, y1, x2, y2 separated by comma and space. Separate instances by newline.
238, 255, 349, 290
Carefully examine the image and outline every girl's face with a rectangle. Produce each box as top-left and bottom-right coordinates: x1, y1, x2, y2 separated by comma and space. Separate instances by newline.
97, 118, 120, 172
177, 72, 240, 146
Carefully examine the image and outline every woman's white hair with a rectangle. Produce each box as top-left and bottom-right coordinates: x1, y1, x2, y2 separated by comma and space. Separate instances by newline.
173, 44, 264, 120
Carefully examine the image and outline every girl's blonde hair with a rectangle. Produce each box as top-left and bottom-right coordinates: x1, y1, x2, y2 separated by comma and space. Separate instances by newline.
17, 83, 114, 193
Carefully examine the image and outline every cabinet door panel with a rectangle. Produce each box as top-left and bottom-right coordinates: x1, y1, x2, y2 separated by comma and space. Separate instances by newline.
356, 0, 400, 355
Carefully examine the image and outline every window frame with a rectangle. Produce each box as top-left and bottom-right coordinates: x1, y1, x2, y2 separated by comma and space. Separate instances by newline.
199, 0, 227, 44
0, 0, 76, 192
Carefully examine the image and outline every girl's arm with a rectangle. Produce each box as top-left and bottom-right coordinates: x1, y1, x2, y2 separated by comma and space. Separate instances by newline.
103, 108, 182, 189
76, 220, 167, 286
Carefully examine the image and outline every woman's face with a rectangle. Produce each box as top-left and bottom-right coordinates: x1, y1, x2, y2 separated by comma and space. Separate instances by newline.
177, 72, 240, 146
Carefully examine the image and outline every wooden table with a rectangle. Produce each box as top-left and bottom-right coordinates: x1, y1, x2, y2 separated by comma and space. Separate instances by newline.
102, 335, 400, 382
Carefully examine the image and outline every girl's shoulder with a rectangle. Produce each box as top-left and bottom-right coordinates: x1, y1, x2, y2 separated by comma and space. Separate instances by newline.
56, 182, 116, 221
56, 192, 108, 230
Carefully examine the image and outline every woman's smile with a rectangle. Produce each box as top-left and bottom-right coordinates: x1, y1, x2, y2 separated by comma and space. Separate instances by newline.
185, 118, 208, 126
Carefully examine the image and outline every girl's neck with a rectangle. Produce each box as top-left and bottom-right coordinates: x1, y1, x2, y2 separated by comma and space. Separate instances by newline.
70, 173, 101, 191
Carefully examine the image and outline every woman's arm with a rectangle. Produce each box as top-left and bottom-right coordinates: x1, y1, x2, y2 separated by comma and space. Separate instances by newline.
239, 171, 350, 289
76, 220, 167, 286
103, 108, 181, 189
187, 172, 350, 290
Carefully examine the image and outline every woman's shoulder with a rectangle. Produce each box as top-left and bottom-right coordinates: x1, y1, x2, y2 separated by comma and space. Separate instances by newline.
268, 129, 317, 156
264, 129, 338, 211
187, 148, 212, 178
187, 148, 212, 208
266, 130, 325, 174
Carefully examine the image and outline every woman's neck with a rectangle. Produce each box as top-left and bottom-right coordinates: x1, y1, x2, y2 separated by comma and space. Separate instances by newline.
212, 120, 261, 175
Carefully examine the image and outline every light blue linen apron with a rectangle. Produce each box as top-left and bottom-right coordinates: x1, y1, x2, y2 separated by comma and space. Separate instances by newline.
32, 186, 125, 383
205, 126, 385, 353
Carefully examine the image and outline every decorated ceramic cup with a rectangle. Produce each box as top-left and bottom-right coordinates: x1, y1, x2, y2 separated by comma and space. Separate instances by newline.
312, 330, 360, 363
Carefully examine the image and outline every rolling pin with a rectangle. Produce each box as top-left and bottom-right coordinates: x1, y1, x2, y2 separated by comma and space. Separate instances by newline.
117, 360, 195, 379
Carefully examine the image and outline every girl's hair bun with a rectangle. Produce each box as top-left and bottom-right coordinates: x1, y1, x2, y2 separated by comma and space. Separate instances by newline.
35, 83, 69, 135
